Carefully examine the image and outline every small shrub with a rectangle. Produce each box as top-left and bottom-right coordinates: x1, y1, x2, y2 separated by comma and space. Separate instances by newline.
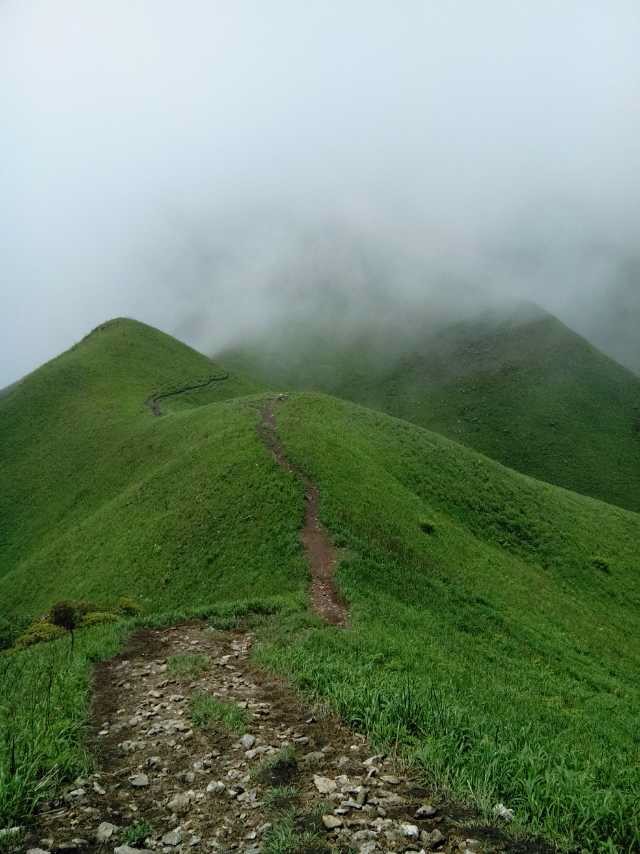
71, 600, 102, 617
123, 820, 152, 846
419, 518, 436, 535
117, 596, 143, 617
49, 601, 78, 632
46, 600, 100, 624
592, 556, 611, 574
252, 745, 298, 786
15, 621, 66, 649
80, 611, 118, 627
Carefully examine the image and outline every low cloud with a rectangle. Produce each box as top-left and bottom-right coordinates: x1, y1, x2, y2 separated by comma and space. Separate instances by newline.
2, 1, 639, 384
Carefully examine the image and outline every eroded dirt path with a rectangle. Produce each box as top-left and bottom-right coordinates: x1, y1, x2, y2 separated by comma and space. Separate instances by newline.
258, 399, 348, 627
25, 624, 526, 854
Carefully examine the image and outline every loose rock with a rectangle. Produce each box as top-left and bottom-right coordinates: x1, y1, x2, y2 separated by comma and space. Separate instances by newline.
96, 821, 117, 842
168, 791, 192, 814
313, 774, 337, 794
161, 828, 183, 846
416, 803, 437, 818
401, 822, 420, 839
494, 802, 514, 822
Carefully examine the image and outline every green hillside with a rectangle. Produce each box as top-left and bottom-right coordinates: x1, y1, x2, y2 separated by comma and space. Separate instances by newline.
1, 318, 640, 850
224, 304, 640, 512
0, 318, 273, 606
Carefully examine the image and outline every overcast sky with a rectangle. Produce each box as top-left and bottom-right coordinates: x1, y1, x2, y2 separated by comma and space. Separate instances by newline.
2, 1, 640, 385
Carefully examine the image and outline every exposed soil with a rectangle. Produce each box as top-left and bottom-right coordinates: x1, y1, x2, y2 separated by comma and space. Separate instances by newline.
258, 398, 348, 627
24, 623, 546, 854
146, 374, 230, 417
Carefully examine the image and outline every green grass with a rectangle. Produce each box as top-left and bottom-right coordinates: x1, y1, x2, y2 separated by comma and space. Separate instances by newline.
122, 820, 153, 846
167, 653, 210, 678
2, 317, 640, 850
0, 621, 128, 827
255, 392, 640, 851
0, 599, 282, 829
263, 785, 299, 810
224, 305, 640, 512
262, 807, 331, 854
189, 693, 249, 733
0, 319, 302, 617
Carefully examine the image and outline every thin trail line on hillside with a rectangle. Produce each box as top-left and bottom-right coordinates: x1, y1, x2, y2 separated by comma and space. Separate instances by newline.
145, 372, 229, 416
258, 398, 348, 627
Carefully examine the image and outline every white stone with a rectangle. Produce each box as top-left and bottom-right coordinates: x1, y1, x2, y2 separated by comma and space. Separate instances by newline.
494, 802, 514, 822
401, 823, 420, 839
313, 775, 337, 794
96, 822, 117, 842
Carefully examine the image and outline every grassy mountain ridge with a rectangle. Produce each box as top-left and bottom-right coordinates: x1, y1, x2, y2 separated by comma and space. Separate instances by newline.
223, 305, 640, 512
0, 317, 265, 581
1, 317, 640, 849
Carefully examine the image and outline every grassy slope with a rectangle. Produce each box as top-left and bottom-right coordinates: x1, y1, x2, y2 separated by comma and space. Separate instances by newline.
265, 394, 640, 849
1, 319, 640, 849
0, 318, 305, 615
224, 307, 640, 513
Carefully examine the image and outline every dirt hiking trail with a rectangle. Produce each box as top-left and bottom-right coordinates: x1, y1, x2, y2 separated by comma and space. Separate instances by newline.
259, 398, 348, 628
145, 375, 230, 417
24, 623, 541, 854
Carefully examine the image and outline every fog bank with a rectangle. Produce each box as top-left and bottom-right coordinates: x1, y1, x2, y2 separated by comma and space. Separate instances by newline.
2, 1, 640, 385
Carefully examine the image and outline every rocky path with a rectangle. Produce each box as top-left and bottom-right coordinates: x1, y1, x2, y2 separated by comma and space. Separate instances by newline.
23, 623, 518, 854
259, 399, 348, 627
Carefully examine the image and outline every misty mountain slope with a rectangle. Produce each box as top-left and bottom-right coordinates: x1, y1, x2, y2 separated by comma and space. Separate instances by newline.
582, 271, 640, 375
2, 320, 640, 849
224, 305, 640, 512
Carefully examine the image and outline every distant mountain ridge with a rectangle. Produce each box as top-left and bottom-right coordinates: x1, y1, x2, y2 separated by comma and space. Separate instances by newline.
223, 302, 640, 511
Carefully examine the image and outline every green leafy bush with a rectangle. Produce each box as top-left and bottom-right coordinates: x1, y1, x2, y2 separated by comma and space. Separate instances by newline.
592, 556, 611, 574
123, 820, 152, 846
117, 596, 143, 617
48, 599, 105, 627
49, 601, 78, 632
80, 611, 118, 627
15, 621, 66, 649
